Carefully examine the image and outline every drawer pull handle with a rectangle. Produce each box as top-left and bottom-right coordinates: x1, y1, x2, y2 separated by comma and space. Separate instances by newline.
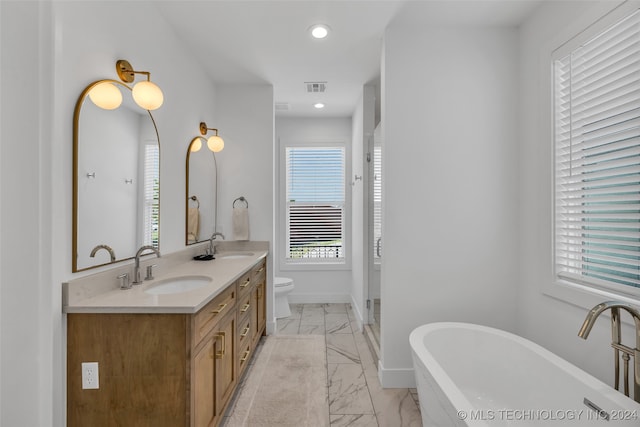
257, 267, 264, 273
212, 303, 227, 315
216, 332, 226, 359
240, 350, 250, 362
240, 278, 251, 288
241, 303, 250, 313
241, 326, 250, 337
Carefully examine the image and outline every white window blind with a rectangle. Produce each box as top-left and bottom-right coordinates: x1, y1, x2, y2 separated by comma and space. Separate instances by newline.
286, 147, 345, 261
373, 146, 382, 262
554, 9, 640, 290
143, 144, 160, 247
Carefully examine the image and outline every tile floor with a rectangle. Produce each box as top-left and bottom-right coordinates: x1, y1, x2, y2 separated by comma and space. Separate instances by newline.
371, 299, 381, 347
223, 303, 422, 427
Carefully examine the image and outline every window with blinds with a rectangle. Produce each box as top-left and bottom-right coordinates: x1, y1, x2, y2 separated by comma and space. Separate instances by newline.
373, 146, 382, 263
285, 146, 345, 261
143, 144, 159, 247
554, 9, 640, 291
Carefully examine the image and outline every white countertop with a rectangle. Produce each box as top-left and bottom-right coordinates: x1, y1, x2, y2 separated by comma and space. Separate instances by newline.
63, 248, 267, 314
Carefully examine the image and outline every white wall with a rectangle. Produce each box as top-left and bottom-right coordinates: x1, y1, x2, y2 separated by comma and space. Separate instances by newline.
213, 84, 275, 330
380, 24, 519, 386
1, 2, 274, 426
275, 117, 353, 303
517, 0, 638, 387
1, 2, 53, 425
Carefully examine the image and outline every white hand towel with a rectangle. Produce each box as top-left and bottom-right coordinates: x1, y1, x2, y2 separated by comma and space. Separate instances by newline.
232, 206, 250, 241
187, 207, 200, 242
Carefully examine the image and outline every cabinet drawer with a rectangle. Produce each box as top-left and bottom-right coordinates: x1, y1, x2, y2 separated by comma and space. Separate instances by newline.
238, 341, 252, 374
236, 271, 253, 298
237, 314, 252, 350
194, 285, 236, 345
238, 292, 252, 317
251, 260, 266, 282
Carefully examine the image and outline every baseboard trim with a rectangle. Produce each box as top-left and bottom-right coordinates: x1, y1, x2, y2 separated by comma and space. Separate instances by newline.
287, 294, 351, 304
349, 294, 364, 332
266, 319, 276, 335
378, 361, 416, 388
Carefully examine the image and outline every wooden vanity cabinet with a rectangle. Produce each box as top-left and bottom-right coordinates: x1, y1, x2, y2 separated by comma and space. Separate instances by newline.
67, 258, 267, 427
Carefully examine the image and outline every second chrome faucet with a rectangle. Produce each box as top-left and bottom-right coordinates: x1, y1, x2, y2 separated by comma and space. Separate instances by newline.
132, 245, 161, 285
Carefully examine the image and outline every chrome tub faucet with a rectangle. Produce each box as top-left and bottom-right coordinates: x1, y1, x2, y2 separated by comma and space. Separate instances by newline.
578, 301, 640, 403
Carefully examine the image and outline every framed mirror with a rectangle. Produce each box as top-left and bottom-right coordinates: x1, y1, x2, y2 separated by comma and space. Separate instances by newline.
185, 136, 217, 245
73, 79, 160, 272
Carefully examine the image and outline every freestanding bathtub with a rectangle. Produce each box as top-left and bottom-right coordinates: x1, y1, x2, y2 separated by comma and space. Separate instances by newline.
410, 322, 640, 426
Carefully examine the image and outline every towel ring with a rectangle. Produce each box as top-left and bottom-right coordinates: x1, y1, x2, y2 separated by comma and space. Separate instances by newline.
189, 195, 200, 209
233, 196, 248, 208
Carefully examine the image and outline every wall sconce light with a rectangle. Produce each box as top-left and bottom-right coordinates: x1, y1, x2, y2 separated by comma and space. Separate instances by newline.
87, 59, 164, 111
116, 59, 164, 110
190, 137, 203, 153
88, 81, 123, 110
199, 122, 225, 152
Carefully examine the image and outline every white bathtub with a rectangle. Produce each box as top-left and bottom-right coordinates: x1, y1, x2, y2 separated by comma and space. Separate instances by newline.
410, 322, 640, 426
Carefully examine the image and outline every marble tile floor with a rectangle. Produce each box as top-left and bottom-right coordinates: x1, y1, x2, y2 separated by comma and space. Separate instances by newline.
222, 303, 422, 427
371, 299, 381, 347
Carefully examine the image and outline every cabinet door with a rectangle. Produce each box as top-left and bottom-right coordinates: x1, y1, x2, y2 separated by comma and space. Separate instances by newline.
194, 337, 216, 427
215, 311, 236, 415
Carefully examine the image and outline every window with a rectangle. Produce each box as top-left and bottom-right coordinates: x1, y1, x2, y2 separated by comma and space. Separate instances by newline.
373, 145, 382, 264
143, 143, 159, 247
554, 9, 640, 292
285, 146, 346, 262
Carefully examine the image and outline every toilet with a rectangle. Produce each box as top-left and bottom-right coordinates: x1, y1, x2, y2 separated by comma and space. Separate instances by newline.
274, 276, 295, 318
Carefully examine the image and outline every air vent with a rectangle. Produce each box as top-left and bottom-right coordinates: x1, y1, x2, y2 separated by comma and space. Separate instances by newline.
275, 102, 290, 111
305, 82, 327, 93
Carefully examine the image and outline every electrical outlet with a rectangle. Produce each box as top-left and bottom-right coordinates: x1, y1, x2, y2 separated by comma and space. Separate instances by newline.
81, 362, 99, 389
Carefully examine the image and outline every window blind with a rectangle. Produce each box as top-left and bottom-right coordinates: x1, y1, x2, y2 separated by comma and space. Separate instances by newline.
554, 9, 640, 290
143, 144, 160, 247
286, 147, 345, 260
373, 146, 382, 262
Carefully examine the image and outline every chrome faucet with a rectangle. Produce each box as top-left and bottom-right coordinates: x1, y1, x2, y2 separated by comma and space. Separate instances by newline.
132, 245, 161, 285
578, 301, 640, 403
90, 244, 116, 262
207, 231, 225, 255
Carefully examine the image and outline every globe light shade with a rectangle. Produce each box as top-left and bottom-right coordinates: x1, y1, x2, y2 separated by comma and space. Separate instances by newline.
207, 135, 224, 152
88, 82, 122, 110
190, 137, 202, 152
132, 81, 164, 110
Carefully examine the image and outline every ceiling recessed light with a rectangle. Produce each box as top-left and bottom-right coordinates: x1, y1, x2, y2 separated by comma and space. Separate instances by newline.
309, 24, 330, 39
314, 103, 325, 109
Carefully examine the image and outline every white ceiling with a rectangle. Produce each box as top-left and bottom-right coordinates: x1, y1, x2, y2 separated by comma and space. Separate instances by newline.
156, 0, 542, 118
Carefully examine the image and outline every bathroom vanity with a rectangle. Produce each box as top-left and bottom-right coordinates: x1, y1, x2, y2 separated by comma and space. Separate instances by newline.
64, 247, 267, 427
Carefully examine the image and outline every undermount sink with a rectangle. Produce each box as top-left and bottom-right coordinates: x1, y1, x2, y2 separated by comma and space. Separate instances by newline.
216, 252, 254, 259
144, 276, 211, 295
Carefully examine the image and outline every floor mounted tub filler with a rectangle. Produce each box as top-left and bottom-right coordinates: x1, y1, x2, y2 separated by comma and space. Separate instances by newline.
410, 322, 640, 426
